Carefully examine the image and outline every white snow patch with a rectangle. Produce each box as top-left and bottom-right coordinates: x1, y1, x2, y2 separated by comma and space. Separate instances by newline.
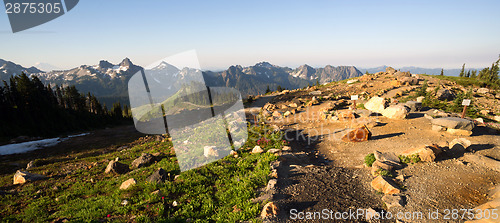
0, 133, 89, 155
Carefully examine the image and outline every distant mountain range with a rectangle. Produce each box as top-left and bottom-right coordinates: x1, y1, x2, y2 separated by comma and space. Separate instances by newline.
0, 58, 364, 104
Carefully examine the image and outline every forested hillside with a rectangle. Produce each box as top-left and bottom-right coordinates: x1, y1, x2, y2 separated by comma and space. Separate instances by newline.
0, 73, 130, 140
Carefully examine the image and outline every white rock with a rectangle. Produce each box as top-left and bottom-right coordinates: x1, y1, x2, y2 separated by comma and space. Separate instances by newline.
382, 104, 409, 119
364, 96, 387, 113
119, 178, 136, 190
252, 145, 264, 154
203, 146, 218, 158
477, 88, 490, 94
449, 138, 471, 152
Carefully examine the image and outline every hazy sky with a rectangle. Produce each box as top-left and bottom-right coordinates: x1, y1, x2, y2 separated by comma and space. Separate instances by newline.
1, 0, 499, 70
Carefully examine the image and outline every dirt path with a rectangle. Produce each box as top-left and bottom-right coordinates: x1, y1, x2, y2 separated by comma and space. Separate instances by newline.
264, 91, 499, 222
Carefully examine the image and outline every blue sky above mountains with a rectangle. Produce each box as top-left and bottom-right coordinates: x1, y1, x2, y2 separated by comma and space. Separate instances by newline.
1, 0, 499, 70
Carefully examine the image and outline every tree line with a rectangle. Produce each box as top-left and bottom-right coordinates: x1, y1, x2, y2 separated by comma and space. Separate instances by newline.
0, 73, 131, 140
456, 57, 500, 85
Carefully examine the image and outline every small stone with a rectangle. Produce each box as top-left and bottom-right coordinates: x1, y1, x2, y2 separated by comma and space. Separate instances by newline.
477, 88, 490, 94
261, 202, 279, 218
337, 110, 357, 121
26, 161, 35, 170
382, 195, 406, 208
229, 150, 237, 157
282, 146, 291, 151
105, 160, 129, 174
204, 146, 219, 158
341, 125, 372, 142
446, 128, 473, 136
371, 176, 401, 194
13, 170, 46, 185
432, 125, 446, 132
266, 179, 278, 191
115, 157, 119, 161
119, 178, 136, 190
121, 199, 129, 206
475, 118, 484, 124
269, 169, 278, 178
374, 151, 400, 164
172, 201, 178, 207
267, 149, 280, 154
416, 96, 425, 103
283, 111, 291, 117
252, 146, 264, 154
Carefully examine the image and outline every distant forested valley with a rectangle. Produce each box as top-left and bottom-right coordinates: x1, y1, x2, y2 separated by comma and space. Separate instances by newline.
0, 73, 131, 141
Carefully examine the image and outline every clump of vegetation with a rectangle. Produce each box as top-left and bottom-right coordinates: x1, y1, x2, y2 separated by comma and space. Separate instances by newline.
374, 169, 394, 178
0, 123, 284, 222
398, 154, 421, 164
364, 153, 376, 167
356, 103, 365, 109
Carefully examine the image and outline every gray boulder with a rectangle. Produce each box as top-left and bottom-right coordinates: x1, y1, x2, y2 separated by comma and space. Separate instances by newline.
431, 117, 475, 131
436, 89, 456, 101
104, 160, 129, 174
400, 77, 419, 85
146, 168, 168, 184
131, 153, 154, 169
404, 101, 422, 112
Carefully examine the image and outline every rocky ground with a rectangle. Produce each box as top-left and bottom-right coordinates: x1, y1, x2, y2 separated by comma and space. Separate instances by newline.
252, 68, 500, 222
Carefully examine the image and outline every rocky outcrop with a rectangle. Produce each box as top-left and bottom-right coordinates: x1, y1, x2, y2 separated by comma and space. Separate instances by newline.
431, 117, 475, 131
13, 170, 46, 185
